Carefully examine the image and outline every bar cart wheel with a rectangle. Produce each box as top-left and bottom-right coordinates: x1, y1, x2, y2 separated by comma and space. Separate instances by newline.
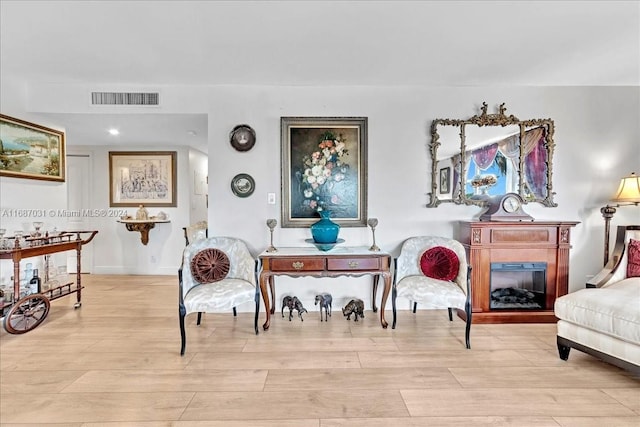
74, 302, 81, 309
3, 294, 51, 334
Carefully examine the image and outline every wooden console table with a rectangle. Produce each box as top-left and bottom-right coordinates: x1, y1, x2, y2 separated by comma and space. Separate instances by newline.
258, 246, 392, 331
457, 221, 579, 323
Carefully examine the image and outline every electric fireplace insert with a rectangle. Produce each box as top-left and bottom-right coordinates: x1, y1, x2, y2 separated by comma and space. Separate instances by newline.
490, 262, 547, 310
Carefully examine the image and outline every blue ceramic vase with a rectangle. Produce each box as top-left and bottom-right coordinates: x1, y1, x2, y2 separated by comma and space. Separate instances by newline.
311, 210, 340, 244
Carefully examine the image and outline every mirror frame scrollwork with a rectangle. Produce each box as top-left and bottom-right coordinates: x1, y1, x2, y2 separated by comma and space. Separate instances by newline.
427, 102, 557, 208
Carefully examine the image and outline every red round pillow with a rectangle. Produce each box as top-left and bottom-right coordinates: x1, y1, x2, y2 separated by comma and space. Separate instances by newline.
420, 246, 460, 281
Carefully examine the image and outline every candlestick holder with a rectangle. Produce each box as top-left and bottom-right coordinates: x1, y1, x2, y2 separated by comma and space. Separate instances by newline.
367, 218, 380, 252
266, 218, 278, 252
32, 221, 44, 238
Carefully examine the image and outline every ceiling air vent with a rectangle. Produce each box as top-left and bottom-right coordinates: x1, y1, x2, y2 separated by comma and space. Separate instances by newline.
91, 92, 159, 106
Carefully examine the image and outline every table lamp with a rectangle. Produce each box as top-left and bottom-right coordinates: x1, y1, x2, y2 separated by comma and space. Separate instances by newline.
601, 172, 640, 265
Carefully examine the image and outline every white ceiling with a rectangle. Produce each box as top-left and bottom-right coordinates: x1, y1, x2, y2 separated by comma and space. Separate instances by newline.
1, 0, 639, 152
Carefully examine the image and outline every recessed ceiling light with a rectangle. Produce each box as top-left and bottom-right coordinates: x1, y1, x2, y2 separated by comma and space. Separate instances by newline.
108, 128, 120, 135
187, 130, 197, 136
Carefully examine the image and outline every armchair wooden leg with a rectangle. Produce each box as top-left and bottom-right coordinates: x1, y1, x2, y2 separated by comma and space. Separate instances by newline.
179, 305, 187, 356
254, 291, 260, 335
412, 302, 417, 313
391, 286, 397, 329
233, 307, 237, 317
448, 307, 453, 321
196, 312, 202, 325
464, 301, 472, 349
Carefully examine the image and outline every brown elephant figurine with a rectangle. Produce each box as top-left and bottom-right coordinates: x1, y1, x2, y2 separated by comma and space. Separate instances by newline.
342, 298, 365, 321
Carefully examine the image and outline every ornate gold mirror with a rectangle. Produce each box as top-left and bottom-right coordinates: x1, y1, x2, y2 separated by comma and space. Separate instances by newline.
428, 102, 556, 208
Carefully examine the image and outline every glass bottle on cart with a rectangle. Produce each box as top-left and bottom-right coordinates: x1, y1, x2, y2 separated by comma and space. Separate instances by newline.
29, 269, 42, 294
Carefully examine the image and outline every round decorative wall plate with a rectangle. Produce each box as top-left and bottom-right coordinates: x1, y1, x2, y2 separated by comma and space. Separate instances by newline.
230, 173, 255, 198
230, 124, 256, 152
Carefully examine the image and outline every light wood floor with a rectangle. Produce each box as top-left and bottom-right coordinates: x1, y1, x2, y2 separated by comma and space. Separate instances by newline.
1, 274, 638, 426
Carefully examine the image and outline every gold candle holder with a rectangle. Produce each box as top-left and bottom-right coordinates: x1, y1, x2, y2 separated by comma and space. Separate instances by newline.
266, 218, 278, 252
367, 218, 380, 251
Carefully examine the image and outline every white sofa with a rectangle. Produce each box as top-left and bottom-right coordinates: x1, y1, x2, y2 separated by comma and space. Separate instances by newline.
554, 225, 640, 374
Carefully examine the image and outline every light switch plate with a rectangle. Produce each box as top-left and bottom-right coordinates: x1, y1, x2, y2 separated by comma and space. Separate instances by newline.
267, 193, 276, 204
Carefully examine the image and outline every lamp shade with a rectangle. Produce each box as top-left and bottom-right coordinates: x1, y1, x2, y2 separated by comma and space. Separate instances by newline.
612, 172, 640, 203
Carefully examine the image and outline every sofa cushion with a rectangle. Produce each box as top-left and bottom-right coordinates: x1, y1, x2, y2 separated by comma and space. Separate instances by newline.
627, 238, 640, 278
396, 275, 467, 309
184, 278, 256, 313
554, 278, 640, 345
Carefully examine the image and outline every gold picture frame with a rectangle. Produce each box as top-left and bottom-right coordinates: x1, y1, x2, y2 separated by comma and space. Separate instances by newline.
109, 151, 177, 207
281, 117, 368, 228
0, 114, 66, 182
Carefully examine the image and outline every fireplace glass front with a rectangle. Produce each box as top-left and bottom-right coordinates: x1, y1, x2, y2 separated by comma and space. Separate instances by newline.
490, 262, 547, 310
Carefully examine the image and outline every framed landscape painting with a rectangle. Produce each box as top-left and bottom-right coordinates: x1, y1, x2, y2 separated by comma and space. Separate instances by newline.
109, 151, 177, 207
0, 114, 65, 182
281, 117, 368, 228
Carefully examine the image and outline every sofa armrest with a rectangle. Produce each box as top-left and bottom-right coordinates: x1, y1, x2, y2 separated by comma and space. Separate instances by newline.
587, 225, 640, 288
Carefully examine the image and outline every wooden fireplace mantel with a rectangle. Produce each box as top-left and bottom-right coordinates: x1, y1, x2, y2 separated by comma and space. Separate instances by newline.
456, 221, 579, 324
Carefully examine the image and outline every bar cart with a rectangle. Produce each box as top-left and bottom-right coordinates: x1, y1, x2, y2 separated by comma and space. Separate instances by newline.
0, 230, 98, 334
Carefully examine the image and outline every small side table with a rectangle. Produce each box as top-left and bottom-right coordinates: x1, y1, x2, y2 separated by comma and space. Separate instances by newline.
117, 219, 170, 245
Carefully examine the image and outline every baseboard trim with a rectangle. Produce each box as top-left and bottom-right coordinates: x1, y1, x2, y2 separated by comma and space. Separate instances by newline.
93, 266, 177, 275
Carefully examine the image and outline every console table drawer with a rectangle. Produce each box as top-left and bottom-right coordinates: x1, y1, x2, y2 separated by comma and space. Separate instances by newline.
327, 257, 380, 271
270, 258, 325, 272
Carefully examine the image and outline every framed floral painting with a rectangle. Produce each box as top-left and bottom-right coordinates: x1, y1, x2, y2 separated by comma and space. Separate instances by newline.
281, 117, 368, 228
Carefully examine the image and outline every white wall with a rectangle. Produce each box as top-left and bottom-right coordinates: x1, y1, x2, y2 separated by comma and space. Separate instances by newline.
1, 83, 639, 311
64, 145, 193, 275
188, 148, 208, 225
0, 85, 72, 283
0, 149, 194, 278
202, 85, 639, 309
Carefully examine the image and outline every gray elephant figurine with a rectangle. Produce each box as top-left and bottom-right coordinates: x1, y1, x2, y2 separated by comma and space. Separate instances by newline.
314, 293, 332, 321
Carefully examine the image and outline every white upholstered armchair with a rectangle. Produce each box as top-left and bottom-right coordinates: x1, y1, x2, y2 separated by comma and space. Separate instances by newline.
392, 236, 472, 349
178, 237, 259, 355
182, 220, 208, 246
555, 225, 640, 373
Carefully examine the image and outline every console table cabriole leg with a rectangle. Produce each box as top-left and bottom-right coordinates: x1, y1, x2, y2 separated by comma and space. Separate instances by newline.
259, 271, 272, 330
379, 271, 391, 329
371, 275, 379, 313
268, 276, 276, 315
